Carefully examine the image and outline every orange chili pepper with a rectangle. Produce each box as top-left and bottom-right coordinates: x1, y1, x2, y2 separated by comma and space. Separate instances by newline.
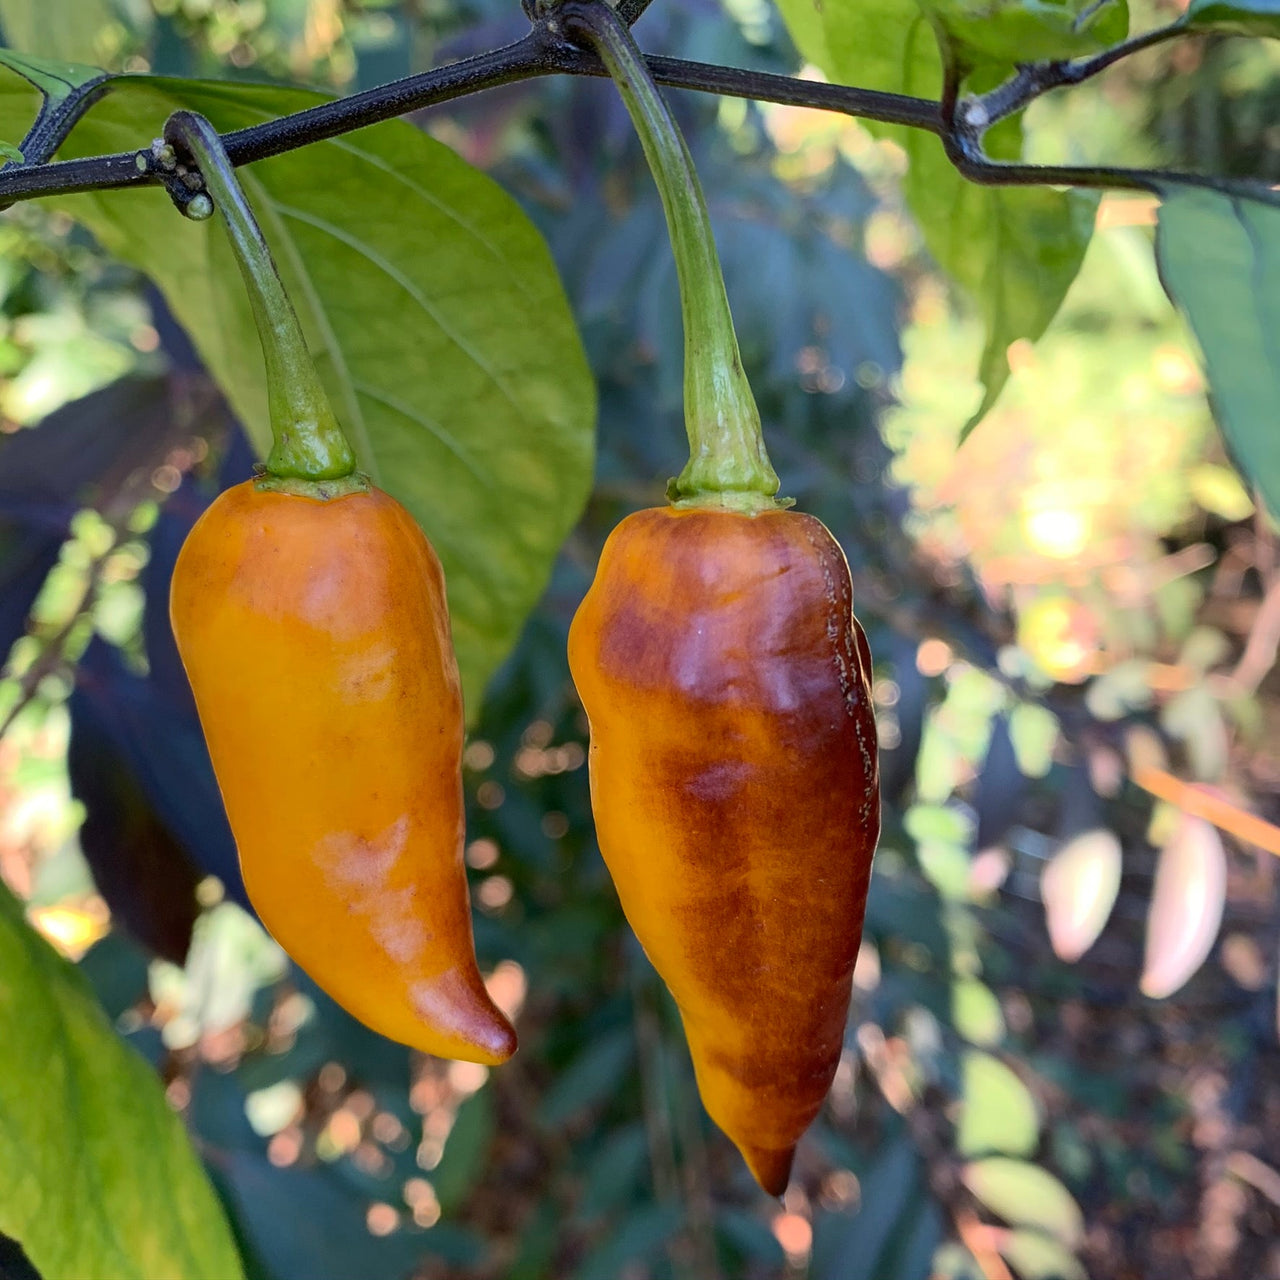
171, 480, 516, 1064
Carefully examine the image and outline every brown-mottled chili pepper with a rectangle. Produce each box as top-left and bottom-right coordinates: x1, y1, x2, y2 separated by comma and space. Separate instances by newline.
561, 6, 880, 1191
569, 505, 879, 1193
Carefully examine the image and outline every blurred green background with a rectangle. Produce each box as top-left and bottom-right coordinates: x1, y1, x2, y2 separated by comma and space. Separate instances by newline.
0, 2, 1277, 1279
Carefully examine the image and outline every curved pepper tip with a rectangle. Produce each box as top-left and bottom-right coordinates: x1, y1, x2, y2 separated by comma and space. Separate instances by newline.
739, 1141, 796, 1197
466, 1013, 518, 1066
409, 970, 518, 1065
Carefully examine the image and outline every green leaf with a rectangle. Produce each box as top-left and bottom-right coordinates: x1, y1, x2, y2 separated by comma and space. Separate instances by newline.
1182, 0, 1280, 36
915, 720, 965, 804
1141, 814, 1226, 999
918, 0, 1128, 66
1154, 186, 1280, 520
1177, 625, 1232, 674
773, 0, 1095, 432
957, 1050, 1039, 1156
576, 1124, 650, 1223
0, 0, 113, 66
0, 137, 22, 162
207, 1149, 477, 1280
1041, 829, 1122, 963
952, 977, 1005, 1046
1154, 574, 1204, 645
432, 1088, 497, 1214
1187, 462, 1254, 521
997, 1228, 1087, 1280
914, 666, 1004, 804
1161, 684, 1228, 781
0, 48, 105, 104
918, 840, 972, 899
962, 1157, 1085, 1245
904, 803, 973, 846
716, 1209, 787, 1265
1083, 657, 1153, 721
0, 72, 596, 712
537, 1027, 635, 1127
813, 1135, 922, 1280
1008, 703, 1059, 779
928, 144, 1096, 439
0, 885, 245, 1280
571, 1204, 682, 1280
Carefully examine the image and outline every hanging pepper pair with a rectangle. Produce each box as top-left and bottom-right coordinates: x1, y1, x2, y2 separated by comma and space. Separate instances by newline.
168, 0, 878, 1199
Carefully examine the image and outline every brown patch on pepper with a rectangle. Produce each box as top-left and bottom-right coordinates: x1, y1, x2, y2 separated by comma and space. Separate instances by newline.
569, 505, 880, 1192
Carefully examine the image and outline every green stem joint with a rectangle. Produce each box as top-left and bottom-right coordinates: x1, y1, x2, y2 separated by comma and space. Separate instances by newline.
162, 110, 362, 489
562, 2, 783, 512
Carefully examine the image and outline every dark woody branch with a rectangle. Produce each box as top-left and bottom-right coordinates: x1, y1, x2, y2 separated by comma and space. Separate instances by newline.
0, 3, 1272, 210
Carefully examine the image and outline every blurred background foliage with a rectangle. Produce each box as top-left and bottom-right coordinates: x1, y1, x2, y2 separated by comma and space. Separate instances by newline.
0, 1, 1278, 1279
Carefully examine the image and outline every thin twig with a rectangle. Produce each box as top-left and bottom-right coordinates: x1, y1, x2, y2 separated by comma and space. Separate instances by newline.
1225, 1151, 1280, 1207
0, 31, 557, 205
976, 22, 1188, 128
0, 31, 941, 206
0, 544, 112, 741
949, 131, 1280, 203
613, 0, 658, 28
1222, 579, 1280, 697
629, 958, 682, 1208
16, 77, 113, 166
953, 1208, 1017, 1280
1132, 765, 1280, 857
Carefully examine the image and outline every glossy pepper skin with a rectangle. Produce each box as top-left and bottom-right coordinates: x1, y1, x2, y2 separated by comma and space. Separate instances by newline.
568, 505, 880, 1194
170, 479, 516, 1065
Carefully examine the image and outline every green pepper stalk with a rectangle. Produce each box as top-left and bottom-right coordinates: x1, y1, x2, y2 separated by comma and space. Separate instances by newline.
163, 110, 363, 493
558, 2, 783, 512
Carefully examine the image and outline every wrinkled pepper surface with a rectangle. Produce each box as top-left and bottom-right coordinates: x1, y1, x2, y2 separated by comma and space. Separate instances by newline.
171, 479, 516, 1065
569, 504, 881, 1194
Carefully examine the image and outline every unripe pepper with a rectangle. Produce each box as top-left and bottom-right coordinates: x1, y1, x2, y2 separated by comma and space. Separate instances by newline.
162, 112, 514, 1064
560, 3, 880, 1191
569, 507, 879, 1193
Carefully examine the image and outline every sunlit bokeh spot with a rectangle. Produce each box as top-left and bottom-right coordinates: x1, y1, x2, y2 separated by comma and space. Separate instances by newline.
447, 1061, 489, 1096
1017, 596, 1098, 684
463, 739, 495, 771
485, 960, 528, 1023
465, 838, 500, 870
1023, 503, 1091, 560
26, 902, 108, 959
267, 1128, 302, 1168
916, 638, 953, 677
771, 1211, 812, 1264
365, 1203, 398, 1237
245, 1080, 304, 1136
819, 1168, 860, 1212
404, 1178, 442, 1228
853, 940, 880, 992
476, 875, 513, 912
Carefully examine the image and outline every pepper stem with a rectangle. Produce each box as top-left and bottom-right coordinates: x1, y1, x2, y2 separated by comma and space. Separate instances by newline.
561, 2, 782, 510
163, 111, 358, 484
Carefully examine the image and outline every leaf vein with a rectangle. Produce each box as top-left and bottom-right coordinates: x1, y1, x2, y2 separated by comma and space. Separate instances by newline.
350, 379, 485, 482
267, 200, 525, 418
